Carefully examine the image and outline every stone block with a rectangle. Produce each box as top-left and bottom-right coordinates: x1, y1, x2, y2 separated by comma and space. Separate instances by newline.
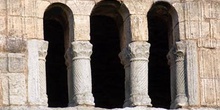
198, 48, 220, 79
204, 1, 220, 19
185, 20, 210, 39
0, 0, 6, 16
0, 35, 6, 52
8, 73, 26, 105
130, 15, 148, 41
0, 54, 7, 73
8, 53, 25, 73
0, 78, 3, 106
36, 0, 50, 18
1, 75, 9, 105
7, 16, 23, 38
23, 17, 36, 39
67, 1, 95, 15
7, 0, 22, 16
0, 16, 6, 34
74, 15, 90, 41
184, 2, 203, 21
216, 79, 220, 106
172, 2, 184, 22
36, 19, 43, 40
201, 79, 217, 106
5, 37, 26, 53
198, 39, 220, 49
22, 0, 36, 17
210, 19, 220, 39
124, 1, 152, 15
48, 0, 66, 4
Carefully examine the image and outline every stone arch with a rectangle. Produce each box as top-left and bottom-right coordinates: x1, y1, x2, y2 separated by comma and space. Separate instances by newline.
43, 3, 73, 107
90, 0, 130, 108
147, 1, 186, 109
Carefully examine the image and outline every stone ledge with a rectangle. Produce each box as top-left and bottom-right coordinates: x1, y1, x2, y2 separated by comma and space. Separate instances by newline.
1, 106, 220, 110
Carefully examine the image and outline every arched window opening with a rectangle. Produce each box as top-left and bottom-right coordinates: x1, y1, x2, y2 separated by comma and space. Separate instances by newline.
44, 5, 70, 107
90, 15, 125, 108
147, 3, 173, 108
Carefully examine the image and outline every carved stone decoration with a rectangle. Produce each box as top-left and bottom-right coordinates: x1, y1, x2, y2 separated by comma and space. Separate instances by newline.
119, 47, 131, 107
171, 41, 188, 108
38, 40, 48, 105
70, 41, 94, 106
27, 39, 48, 106
128, 41, 152, 107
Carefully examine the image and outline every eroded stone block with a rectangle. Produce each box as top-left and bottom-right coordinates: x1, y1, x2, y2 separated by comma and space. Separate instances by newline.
0, 54, 7, 73
5, 37, 26, 53
210, 19, 220, 39
23, 17, 36, 39
201, 79, 217, 106
7, 0, 22, 15
130, 15, 148, 41
7, 16, 23, 38
0, 78, 3, 106
8, 53, 25, 73
1, 75, 8, 105
74, 15, 90, 41
8, 73, 26, 105
67, 1, 94, 15
0, 0, 6, 16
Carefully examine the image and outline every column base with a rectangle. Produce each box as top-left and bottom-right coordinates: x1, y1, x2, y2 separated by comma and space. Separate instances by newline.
69, 93, 94, 107
130, 94, 152, 107
170, 95, 188, 109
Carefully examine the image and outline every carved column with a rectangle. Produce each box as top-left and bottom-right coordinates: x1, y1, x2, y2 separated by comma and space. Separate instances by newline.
71, 41, 94, 106
172, 41, 188, 108
38, 40, 49, 105
119, 47, 131, 107
128, 42, 151, 107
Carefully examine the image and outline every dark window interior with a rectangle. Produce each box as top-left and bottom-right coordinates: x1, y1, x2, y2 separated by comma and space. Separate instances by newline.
44, 19, 68, 107
90, 15, 125, 109
148, 6, 171, 108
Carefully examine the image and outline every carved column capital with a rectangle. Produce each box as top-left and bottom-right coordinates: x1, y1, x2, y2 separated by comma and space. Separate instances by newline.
175, 41, 185, 61
119, 47, 130, 67
38, 40, 48, 60
128, 42, 150, 61
71, 41, 92, 60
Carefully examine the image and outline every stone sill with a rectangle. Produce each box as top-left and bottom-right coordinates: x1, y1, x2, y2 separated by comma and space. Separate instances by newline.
1, 106, 220, 110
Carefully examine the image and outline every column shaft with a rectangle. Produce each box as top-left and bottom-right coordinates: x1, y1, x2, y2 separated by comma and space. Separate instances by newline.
128, 42, 151, 107
71, 41, 94, 106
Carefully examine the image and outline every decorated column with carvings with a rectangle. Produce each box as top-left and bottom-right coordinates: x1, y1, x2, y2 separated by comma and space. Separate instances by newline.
38, 40, 49, 105
128, 41, 151, 107
119, 47, 131, 107
172, 41, 188, 108
71, 41, 94, 106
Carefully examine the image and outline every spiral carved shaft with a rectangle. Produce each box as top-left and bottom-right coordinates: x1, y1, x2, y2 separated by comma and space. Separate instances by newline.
173, 41, 188, 108
71, 41, 94, 106
128, 42, 152, 107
